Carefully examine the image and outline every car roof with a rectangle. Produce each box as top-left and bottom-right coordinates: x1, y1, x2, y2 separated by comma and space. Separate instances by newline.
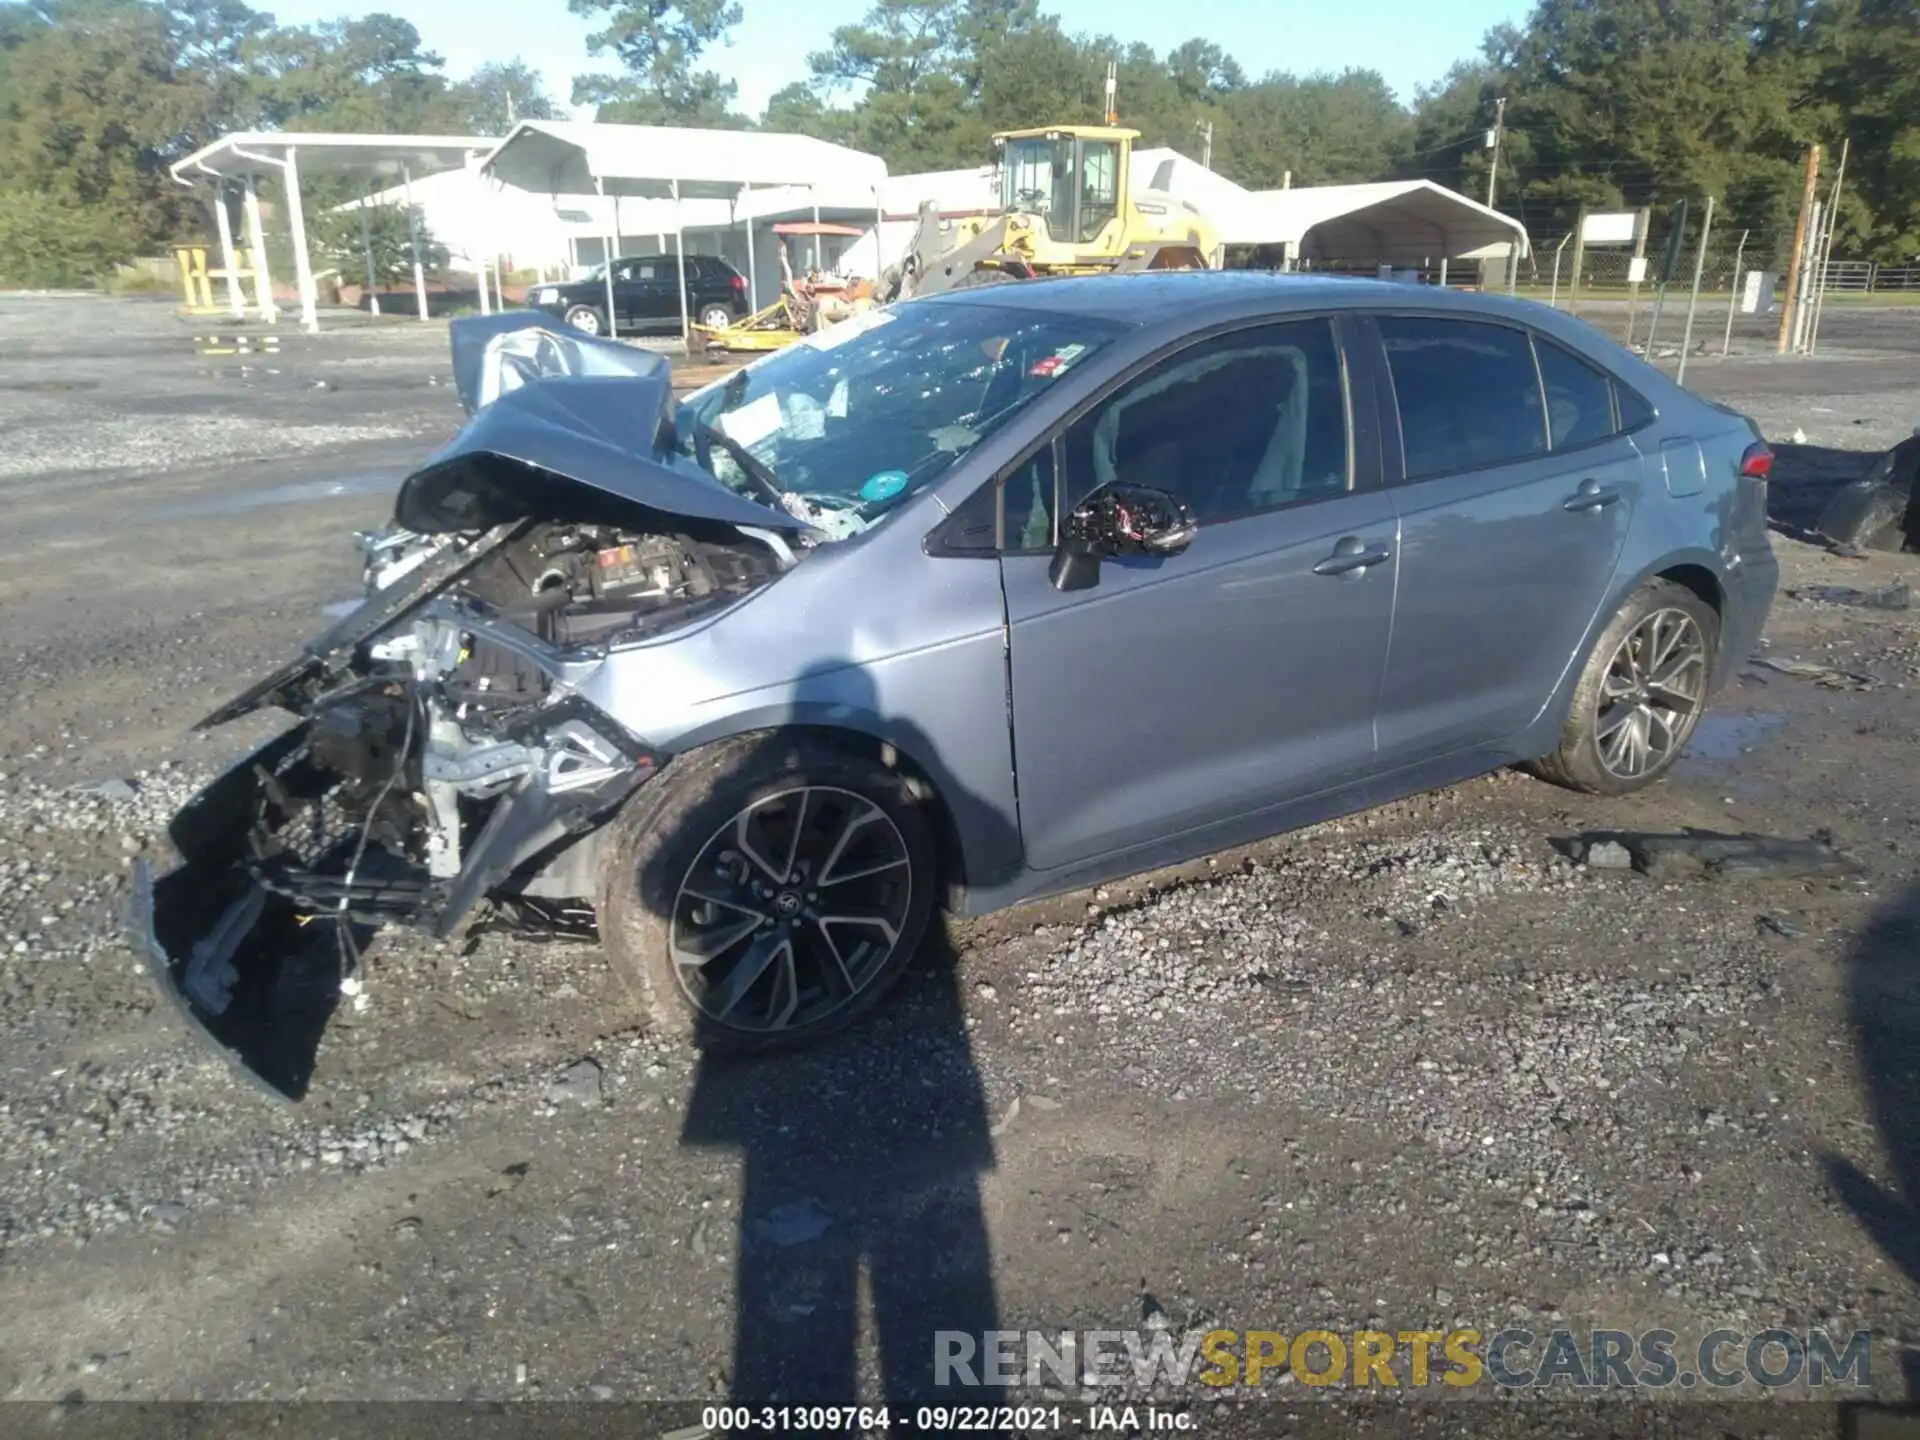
924, 270, 1572, 334
919, 269, 1681, 395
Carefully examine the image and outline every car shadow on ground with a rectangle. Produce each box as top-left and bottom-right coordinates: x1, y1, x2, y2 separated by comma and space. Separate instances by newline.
619, 661, 1020, 1407
678, 921, 1004, 1405
1823, 880, 1920, 1402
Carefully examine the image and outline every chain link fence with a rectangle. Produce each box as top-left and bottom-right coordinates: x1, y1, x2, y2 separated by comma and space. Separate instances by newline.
1509, 210, 1915, 361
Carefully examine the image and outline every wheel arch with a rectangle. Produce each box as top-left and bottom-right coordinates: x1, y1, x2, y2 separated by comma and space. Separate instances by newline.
1518, 547, 1732, 753
652, 710, 997, 911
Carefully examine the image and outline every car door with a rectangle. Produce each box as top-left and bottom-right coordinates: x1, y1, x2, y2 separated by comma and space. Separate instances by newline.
1365, 312, 1643, 767
610, 260, 651, 326
988, 315, 1400, 874
643, 257, 686, 326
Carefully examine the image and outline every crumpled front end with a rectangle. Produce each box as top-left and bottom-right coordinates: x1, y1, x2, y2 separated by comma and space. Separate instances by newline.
131, 600, 662, 1100
132, 315, 810, 1099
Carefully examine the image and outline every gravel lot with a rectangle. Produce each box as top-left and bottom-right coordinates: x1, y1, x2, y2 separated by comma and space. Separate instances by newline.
1, 293, 1918, 1434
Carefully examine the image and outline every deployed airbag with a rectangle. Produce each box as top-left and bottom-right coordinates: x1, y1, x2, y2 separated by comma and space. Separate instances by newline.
448, 310, 668, 416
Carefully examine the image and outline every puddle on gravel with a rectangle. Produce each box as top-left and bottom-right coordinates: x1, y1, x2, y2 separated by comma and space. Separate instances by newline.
1686, 710, 1790, 764
1675, 711, 1790, 800
143, 469, 401, 520
0, 378, 100, 393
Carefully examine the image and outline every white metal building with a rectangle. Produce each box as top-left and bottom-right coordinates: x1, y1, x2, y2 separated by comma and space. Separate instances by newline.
170, 121, 1531, 332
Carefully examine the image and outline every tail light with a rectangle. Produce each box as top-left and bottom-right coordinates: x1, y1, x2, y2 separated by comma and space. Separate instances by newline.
730, 274, 745, 293
1739, 441, 1773, 479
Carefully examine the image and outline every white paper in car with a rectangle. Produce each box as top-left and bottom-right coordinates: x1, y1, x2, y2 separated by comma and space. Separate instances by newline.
799, 308, 894, 352
785, 391, 827, 440
716, 391, 783, 449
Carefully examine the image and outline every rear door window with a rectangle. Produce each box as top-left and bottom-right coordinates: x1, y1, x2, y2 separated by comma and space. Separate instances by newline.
1377, 315, 1547, 480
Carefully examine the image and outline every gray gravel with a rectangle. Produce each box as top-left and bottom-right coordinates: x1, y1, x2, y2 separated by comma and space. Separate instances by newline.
1, 295, 1918, 1411
0, 415, 418, 479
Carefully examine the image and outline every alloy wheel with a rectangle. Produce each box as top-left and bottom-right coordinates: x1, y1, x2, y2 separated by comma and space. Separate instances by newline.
568, 309, 601, 335
669, 786, 914, 1034
1594, 607, 1708, 780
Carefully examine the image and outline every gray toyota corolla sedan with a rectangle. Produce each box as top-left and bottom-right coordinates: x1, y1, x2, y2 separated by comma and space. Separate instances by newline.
136, 272, 1777, 1096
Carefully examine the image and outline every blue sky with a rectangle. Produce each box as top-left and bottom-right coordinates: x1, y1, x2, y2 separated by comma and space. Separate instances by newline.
268, 0, 1529, 119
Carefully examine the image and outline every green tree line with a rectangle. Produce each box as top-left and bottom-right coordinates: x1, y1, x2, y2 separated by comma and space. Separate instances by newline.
3, 0, 1915, 286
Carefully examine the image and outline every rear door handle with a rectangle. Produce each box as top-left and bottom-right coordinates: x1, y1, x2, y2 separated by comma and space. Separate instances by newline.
1564, 480, 1621, 512
1313, 537, 1393, 576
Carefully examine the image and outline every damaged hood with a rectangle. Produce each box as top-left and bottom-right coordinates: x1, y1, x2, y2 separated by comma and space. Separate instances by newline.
199, 317, 805, 730
407, 311, 804, 537
396, 375, 804, 536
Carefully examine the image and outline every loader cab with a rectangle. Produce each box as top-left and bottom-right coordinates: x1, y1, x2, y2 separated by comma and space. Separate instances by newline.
995, 126, 1135, 251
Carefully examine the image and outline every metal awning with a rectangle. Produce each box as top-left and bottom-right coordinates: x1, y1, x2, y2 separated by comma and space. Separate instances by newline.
170, 132, 495, 184
169, 132, 501, 332
1220, 179, 1533, 264
479, 121, 890, 340
479, 120, 885, 202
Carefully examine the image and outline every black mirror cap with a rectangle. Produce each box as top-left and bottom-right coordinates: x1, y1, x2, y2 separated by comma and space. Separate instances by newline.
1049, 543, 1102, 592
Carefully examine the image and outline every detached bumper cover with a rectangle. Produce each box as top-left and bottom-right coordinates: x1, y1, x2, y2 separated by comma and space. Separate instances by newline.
127, 727, 345, 1100
130, 720, 650, 1101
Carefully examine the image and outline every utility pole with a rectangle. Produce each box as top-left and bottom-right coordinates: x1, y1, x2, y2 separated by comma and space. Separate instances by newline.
1197, 119, 1214, 169
1485, 96, 1507, 209
1777, 143, 1820, 353
1808, 135, 1850, 356
1104, 61, 1118, 126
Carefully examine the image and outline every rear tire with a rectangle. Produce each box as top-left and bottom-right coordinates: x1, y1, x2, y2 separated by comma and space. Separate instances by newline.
595, 735, 937, 1054
1525, 579, 1720, 796
697, 302, 734, 330
564, 303, 604, 335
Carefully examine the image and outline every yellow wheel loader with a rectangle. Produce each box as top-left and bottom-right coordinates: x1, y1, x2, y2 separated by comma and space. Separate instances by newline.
876, 125, 1224, 303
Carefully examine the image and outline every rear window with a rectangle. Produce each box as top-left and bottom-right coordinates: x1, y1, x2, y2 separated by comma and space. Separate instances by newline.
1378, 315, 1547, 479
1617, 383, 1655, 430
1534, 337, 1618, 449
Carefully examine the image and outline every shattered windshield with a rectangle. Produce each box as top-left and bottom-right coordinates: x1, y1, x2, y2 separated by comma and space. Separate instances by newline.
670, 303, 1124, 539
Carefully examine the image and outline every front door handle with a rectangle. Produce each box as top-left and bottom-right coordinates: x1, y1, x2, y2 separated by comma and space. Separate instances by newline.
1313, 536, 1393, 577
1564, 479, 1621, 512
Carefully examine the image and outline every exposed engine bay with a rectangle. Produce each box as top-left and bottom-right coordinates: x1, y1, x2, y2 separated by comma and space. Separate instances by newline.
383, 518, 784, 649
130, 313, 810, 1099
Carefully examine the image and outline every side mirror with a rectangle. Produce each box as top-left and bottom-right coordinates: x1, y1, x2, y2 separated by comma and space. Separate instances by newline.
1048, 483, 1197, 592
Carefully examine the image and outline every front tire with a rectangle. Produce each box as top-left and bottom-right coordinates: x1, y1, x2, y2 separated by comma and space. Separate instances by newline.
595, 736, 937, 1053
564, 303, 604, 335
1526, 579, 1720, 795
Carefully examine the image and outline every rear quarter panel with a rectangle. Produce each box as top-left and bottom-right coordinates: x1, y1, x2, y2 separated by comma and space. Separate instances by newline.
1442, 301, 1778, 750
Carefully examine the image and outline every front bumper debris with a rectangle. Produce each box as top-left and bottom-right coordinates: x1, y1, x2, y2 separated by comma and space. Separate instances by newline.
130, 714, 650, 1101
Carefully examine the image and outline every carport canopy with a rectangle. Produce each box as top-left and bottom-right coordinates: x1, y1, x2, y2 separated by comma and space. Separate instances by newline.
1221, 179, 1532, 270
479, 120, 890, 334
170, 132, 497, 330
